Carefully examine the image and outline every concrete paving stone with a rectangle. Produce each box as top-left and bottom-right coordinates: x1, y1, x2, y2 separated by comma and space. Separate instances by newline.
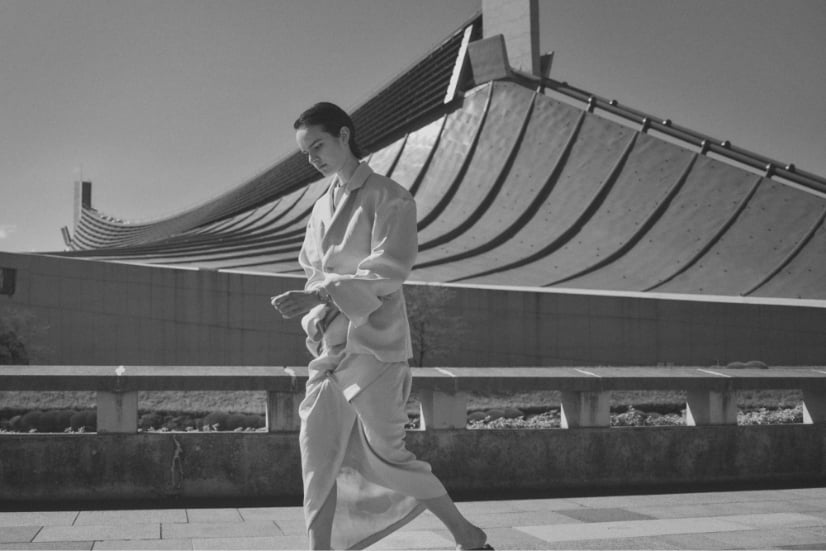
555, 507, 656, 523
367, 529, 453, 550
802, 509, 826, 522
0, 525, 41, 543
92, 538, 193, 550
192, 535, 307, 550
751, 498, 826, 514
697, 489, 806, 503
708, 498, 826, 517
722, 512, 825, 529
659, 532, 733, 550
791, 498, 826, 513
272, 519, 307, 537
566, 490, 768, 509
525, 535, 682, 550
657, 489, 796, 507
627, 500, 787, 519
184, 508, 243, 523
162, 521, 278, 540
34, 523, 159, 543
399, 511, 444, 530
0, 511, 78, 527
564, 493, 693, 509
687, 526, 826, 550
515, 516, 749, 543
467, 510, 584, 529
470, 526, 564, 550
237, 506, 306, 522
267, 535, 311, 551
800, 523, 826, 538
507, 498, 589, 512
786, 488, 826, 499
0, 542, 93, 550
454, 498, 584, 515
76, 509, 188, 526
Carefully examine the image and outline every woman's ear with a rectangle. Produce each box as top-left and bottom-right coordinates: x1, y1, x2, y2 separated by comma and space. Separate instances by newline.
339, 126, 350, 146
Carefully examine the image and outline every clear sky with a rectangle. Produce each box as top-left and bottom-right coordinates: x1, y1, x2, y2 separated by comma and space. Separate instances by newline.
1, 0, 824, 253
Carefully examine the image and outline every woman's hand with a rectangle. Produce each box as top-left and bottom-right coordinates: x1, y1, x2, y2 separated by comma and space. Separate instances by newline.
271, 290, 323, 319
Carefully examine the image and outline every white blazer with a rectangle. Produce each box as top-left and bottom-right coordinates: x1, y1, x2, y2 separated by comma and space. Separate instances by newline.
299, 162, 417, 364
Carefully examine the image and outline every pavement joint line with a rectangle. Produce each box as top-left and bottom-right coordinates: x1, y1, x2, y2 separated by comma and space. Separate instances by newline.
435, 368, 455, 377
574, 368, 601, 377
32, 525, 43, 543
697, 368, 731, 378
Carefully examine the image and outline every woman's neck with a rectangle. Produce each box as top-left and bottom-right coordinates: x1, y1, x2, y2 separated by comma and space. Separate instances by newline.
337, 156, 360, 184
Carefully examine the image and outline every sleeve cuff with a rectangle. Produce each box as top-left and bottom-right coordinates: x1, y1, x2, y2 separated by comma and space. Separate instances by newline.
325, 279, 383, 327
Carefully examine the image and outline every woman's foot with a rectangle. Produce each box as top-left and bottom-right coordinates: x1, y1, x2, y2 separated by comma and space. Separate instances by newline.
419, 494, 490, 550
455, 524, 490, 550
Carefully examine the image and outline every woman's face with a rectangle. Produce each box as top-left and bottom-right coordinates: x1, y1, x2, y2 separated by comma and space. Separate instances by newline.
295, 123, 351, 177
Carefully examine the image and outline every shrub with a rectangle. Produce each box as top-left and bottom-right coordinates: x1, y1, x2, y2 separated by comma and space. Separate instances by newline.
139, 412, 163, 430
39, 410, 61, 432
55, 410, 74, 431
20, 410, 43, 432
0, 305, 50, 364
8, 415, 22, 431
612, 406, 647, 427
203, 412, 228, 430
405, 286, 468, 367
739, 405, 803, 425
70, 409, 96, 431
225, 413, 247, 430
0, 330, 28, 364
245, 414, 265, 429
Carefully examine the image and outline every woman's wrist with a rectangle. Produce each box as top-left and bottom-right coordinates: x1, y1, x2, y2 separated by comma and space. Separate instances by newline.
312, 287, 332, 304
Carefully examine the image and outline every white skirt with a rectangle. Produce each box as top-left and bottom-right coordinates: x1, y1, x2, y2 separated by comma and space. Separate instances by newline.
299, 349, 447, 550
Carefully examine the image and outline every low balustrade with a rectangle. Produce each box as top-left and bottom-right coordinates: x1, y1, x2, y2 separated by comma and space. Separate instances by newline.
2, 365, 825, 432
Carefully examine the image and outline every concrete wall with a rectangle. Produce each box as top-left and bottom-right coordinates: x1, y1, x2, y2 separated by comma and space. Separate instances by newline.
1, 251, 825, 367
1, 426, 824, 505
448, 285, 826, 366
0, 252, 308, 365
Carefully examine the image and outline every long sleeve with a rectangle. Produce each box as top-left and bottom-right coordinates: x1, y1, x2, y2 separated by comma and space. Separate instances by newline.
295, 164, 417, 363
297, 212, 332, 345
298, 213, 326, 291
322, 196, 417, 327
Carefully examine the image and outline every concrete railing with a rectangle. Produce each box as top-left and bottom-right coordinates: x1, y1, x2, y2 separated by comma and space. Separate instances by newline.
2, 365, 825, 432
3, 365, 826, 504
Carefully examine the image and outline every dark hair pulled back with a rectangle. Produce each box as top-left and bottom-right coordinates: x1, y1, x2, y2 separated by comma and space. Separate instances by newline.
293, 102, 364, 159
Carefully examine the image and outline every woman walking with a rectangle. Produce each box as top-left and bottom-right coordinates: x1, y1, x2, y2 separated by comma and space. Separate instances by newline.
272, 102, 490, 550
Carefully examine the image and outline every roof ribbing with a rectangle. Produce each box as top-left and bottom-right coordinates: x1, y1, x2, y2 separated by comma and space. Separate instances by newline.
56, 80, 826, 299
68, 12, 482, 251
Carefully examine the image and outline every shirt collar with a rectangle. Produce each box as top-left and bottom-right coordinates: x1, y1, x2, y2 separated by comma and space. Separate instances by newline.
335, 161, 372, 192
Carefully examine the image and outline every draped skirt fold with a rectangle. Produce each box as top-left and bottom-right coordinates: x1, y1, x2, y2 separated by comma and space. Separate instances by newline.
299, 351, 446, 550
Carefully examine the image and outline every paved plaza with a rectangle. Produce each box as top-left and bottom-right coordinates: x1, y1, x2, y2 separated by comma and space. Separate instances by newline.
1, 486, 825, 549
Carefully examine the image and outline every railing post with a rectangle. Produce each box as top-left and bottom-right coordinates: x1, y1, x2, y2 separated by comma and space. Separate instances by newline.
419, 390, 469, 430
96, 391, 138, 433
685, 390, 737, 425
560, 391, 610, 428
266, 391, 301, 431
802, 389, 826, 424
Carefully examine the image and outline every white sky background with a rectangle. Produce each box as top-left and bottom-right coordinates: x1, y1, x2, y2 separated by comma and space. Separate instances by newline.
0, 0, 824, 253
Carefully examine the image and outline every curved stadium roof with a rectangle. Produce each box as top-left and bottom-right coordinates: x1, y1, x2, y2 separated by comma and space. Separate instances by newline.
54, 13, 826, 301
